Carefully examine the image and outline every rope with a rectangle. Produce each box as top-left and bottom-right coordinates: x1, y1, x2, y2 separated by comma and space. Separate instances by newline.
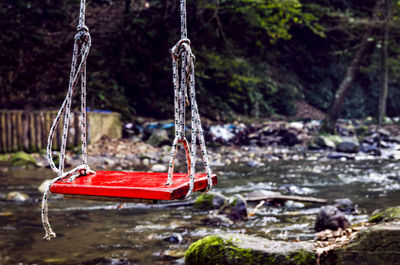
166, 0, 213, 198
41, 0, 93, 241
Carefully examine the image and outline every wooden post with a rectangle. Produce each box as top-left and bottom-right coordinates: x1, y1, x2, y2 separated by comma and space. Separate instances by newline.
22, 112, 29, 151
40, 112, 47, 150
11, 112, 18, 151
17, 111, 23, 150
6, 112, 12, 153
0, 112, 5, 153
34, 112, 42, 151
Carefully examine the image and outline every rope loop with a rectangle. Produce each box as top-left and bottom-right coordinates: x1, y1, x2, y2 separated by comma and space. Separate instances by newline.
166, 0, 214, 198
41, 165, 95, 240
42, 0, 91, 240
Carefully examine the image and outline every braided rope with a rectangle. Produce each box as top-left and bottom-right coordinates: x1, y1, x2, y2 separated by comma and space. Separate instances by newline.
166, 0, 213, 198
41, 0, 93, 241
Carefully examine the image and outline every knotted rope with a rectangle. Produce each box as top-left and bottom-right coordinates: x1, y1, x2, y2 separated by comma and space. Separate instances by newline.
166, 0, 213, 198
41, 0, 94, 240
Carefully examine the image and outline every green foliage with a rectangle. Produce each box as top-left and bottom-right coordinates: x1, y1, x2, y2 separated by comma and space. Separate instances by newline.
1, 0, 400, 120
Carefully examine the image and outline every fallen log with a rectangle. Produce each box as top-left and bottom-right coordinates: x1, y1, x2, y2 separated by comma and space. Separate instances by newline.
245, 194, 327, 204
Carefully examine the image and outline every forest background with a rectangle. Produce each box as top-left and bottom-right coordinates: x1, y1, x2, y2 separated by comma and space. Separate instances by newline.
1, 0, 400, 124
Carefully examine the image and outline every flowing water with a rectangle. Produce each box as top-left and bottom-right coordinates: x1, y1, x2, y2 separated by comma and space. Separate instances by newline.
1, 155, 400, 264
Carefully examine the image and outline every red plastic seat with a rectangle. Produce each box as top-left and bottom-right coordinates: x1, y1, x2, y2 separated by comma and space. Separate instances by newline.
50, 171, 218, 201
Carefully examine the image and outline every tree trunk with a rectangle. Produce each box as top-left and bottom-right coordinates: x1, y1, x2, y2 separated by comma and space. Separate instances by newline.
378, 0, 391, 126
319, 1, 382, 134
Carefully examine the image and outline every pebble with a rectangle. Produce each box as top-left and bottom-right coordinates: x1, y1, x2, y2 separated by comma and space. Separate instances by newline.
151, 164, 167, 172
6, 191, 29, 202
38, 179, 52, 194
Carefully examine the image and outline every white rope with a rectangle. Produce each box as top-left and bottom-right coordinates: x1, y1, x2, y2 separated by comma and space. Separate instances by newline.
41, 0, 93, 241
166, 0, 213, 198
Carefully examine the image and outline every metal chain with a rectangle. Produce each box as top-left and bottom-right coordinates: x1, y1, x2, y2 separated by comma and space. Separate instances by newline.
166, 0, 213, 197
41, 0, 93, 241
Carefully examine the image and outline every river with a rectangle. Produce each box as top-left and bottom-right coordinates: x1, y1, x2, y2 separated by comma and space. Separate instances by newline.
1, 154, 400, 264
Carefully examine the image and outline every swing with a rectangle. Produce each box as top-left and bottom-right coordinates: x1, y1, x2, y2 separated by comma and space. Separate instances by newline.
41, 0, 217, 240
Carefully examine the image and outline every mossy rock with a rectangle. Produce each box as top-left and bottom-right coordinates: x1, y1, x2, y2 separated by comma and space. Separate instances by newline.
369, 206, 400, 223
147, 129, 170, 147
194, 192, 228, 210
321, 222, 400, 265
321, 134, 343, 145
355, 125, 369, 139
185, 234, 315, 265
9, 151, 37, 167
308, 134, 341, 150
0, 154, 9, 162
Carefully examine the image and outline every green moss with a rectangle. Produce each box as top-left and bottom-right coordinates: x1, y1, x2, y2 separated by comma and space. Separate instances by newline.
185, 235, 315, 265
194, 194, 215, 210
9, 151, 37, 167
288, 249, 317, 265
369, 206, 400, 223
0, 154, 9, 162
185, 235, 255, 265
355, 125, 369, 139
320, 133, 342, 145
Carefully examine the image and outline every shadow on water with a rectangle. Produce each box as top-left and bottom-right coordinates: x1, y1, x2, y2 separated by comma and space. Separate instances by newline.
1, 156, 400, 264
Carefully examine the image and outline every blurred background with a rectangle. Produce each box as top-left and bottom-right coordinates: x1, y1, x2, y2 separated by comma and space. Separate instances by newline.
2, 0, 399, 121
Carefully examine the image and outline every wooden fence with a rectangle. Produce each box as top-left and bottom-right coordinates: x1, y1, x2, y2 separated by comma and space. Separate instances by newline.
0, 110, 122, 153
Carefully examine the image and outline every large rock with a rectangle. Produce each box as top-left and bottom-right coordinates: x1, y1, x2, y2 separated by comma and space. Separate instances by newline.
336, 138, 359, 153
369, 206, 400, 223
7, 191, 30, 202
333, 198, 355, 214
9, 151, 37, 167
185, 234, 315, 265
194, 192, 228, 210
220, 194, 248, 220
315, 206, 350, 232
147, 129, 170, 147
321, 222, 400, 265
309, 135, 341, 150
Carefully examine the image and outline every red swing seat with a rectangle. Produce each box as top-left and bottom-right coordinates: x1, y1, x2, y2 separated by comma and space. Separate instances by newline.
50, 171, 218, 202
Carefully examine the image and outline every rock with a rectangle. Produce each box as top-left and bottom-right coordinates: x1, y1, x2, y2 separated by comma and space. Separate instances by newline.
38, 179, 52, 194
246, 160, 264, 168
327, 152, 355, 160
360, 143, 381, 156
164, 233, 184, 244
336, 139, 359, 153
313, 135, 336, 149
315, 206, 350, 232
9, 151, 37, 167
6, 191, 29, 202
194, 192, 228, 210
369, 206, 400, 223
201, 212, 234, 227
103, 157, 116, 168
321, 222, 400, 265
209, 125, 235, 143
281, 130, 300, 146
220, 194, 248, 221
334, 198, 355, 213
185, 234, 315, 265
151, 164, 167, 172
289, 122, 304, 130
163, 249, 186, 259
147, 129, 170, 147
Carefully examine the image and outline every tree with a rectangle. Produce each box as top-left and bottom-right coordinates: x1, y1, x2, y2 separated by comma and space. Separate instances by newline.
319, 0, 383, 134
378, 0, 391, 126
